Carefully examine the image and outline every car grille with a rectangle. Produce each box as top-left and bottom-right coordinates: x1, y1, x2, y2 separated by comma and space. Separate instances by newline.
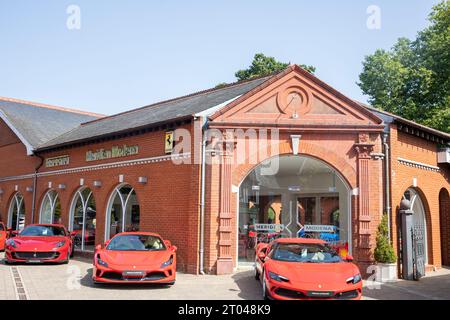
275, 288, 359, 300
14, 252, 59, 260
101, 271, 167, 281
335, 289, 360, 300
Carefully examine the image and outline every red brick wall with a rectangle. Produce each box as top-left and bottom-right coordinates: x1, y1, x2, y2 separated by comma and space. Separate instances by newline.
0, 122, 201, 273
389, 123, 450, 269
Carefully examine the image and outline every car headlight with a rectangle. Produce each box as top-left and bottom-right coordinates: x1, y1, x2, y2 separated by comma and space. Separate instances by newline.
97, 256, 109, 268
6, 239, 17, 248
346, 274, 362, 284
161, 256, 173, 268
268, 271, 289, 282
53, 240, 66, 249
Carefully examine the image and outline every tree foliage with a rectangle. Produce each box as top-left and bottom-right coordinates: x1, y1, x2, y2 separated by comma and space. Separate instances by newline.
359, 1, 450, 133
374, 213, 397, 264
235, 53, 315, 81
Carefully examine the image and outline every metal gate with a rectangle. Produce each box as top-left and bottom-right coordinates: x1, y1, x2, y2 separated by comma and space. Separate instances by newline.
412, 224, 426, 280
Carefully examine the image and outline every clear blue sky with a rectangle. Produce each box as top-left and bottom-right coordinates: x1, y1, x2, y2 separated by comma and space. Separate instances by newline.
0, 0, 440, 115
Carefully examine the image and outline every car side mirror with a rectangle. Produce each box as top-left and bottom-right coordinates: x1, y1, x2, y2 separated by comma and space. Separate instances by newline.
345, 255, 354, 262
171, 245, 177, 252
10, 230, 19, 237
70, 231, 77, 237
164, 240, 172, 248
95, 244, 102, 251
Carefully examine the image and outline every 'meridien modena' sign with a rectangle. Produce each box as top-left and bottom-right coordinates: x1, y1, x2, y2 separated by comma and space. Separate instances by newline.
86, 145, 139, 162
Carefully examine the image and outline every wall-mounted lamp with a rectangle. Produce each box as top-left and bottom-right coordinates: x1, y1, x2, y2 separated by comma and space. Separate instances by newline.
58, 184, 66, 190
26, 187, 33, 193
138, 177, 148, 184
0, 189, 4, 195
93, 180, 102, 188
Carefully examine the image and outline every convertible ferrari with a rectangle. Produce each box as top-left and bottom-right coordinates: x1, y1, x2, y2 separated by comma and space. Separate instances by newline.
0, 222, 7, 251
5, 224, 74, 264
255, 238, 362, 300
93, 232, 177, 285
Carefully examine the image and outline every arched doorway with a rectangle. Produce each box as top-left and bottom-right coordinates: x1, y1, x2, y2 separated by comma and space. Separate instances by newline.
400, 188, 429, 278
40, 190, 61, 224
70, 187, 97, 252
8, 192, 25, 231
440, 188, 450, 266
238, 155, 351, 265
105, 184, 140, 240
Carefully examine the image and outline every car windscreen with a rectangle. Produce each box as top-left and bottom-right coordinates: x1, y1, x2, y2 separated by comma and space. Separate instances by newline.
20, 226, 66, 236
106, 235, 166, 251
271, 243, 342, 263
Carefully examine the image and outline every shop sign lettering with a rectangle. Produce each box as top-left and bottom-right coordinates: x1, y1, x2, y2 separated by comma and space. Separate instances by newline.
86, 145, 139, 162
45, 155, 70, 168
254, 224, 284, 232
303, 225, 336, 233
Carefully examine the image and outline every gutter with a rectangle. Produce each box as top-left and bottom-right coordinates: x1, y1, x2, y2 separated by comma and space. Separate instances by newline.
31, 153, 45, 224
199, 117, 208, 275
382, 133, 391, 241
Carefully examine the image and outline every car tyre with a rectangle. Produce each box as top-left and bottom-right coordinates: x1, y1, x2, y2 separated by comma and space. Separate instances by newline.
70, 246, 74, 258
167, 281, 175, 286
262, 270, 270, 300
254, 267, 260, 280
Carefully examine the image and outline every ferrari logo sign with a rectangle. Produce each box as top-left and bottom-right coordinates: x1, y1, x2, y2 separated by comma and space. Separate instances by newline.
165, 131, 174, 154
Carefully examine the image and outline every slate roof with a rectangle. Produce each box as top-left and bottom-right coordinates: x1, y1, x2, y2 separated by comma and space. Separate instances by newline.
37, 76, 271, 150
0, 97, 102, 150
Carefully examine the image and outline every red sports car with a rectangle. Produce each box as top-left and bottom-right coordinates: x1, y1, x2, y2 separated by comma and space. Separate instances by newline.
93, 232, 177, 285
0, 222, 7, 251
5, 224, 74, 264
255, 238, 362, 300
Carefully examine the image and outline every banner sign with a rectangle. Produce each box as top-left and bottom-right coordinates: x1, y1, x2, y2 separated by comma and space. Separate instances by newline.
86, 145, 139, 162
303, 225, 336, 233
165, 131, 174, 154
45, 155, 70, 168
254, 224, 284, 233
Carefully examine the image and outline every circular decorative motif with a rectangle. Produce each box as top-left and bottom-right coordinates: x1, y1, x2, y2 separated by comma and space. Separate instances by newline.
277, 86, 312, 118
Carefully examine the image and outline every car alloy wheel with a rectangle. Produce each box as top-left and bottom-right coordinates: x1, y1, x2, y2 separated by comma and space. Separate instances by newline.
262, 270, 269, 300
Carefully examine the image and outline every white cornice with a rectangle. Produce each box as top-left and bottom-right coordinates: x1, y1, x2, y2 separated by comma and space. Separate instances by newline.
397, 157, 440, 172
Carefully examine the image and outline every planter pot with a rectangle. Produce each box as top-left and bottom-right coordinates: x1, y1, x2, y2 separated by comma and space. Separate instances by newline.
377, 263, 398, 282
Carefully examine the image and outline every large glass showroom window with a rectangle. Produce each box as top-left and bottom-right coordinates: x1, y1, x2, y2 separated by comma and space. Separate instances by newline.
8, 192, 25, 231
238, 155, 351, 264
106, 184, 140, 239
70, 188, 97, 252
40, 190, 62, 224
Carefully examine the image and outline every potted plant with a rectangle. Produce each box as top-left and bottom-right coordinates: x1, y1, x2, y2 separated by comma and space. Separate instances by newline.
374, 213, 397, 282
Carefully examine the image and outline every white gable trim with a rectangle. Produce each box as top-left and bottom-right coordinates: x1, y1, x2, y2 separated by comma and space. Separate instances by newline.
0, 109, 35, 155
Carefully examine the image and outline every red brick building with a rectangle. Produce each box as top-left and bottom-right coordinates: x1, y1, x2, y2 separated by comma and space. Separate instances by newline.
0, 65, 449, 277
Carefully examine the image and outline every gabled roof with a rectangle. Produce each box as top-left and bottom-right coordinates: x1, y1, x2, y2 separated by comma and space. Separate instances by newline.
37, 75, 272, 150
0, 97, 103, 155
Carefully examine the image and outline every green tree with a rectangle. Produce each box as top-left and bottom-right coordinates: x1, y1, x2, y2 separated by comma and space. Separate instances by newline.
235, 53, 315, 81
359, 1, 450, 133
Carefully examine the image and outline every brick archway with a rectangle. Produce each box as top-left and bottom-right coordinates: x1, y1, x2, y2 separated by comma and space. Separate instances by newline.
440, 188, 450, 266
232, 140, 357, 189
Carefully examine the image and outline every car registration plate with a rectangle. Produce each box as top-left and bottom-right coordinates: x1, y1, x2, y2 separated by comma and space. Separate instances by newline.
27, 259, 42, 263
306, 291, 334, 298
122, 271, 145, 278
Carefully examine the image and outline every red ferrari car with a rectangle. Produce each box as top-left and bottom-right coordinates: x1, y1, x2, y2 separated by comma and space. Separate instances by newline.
255, 238, 362, 300
0, 222, 7, 251
5, 224, 74, 264
93, 232, 177, 285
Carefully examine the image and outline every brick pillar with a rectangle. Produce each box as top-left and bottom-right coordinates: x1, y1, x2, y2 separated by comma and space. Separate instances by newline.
216, 131, 235, 275
354, 133, 374, 264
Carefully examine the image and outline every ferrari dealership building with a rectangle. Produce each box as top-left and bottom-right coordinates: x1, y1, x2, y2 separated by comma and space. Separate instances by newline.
0, 65, 449, 276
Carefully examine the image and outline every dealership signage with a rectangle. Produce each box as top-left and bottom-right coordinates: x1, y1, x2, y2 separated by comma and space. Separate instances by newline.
254, 224, 284, 233
303, 225, 336, 233
165, 131, 174, 154
86, 145, 139, 162
45, 155, 70, 168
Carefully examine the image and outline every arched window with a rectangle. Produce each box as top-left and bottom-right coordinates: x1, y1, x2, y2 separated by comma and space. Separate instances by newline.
70, 188, 96, 252
8, 193, 25, 231
106, 184, 140, 239
40, 190, 61, 224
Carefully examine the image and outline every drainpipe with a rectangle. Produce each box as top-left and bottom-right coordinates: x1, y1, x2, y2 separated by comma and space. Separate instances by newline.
199, 117, 208, 275
382, 133, 391, 241
31, 153, 44, 224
